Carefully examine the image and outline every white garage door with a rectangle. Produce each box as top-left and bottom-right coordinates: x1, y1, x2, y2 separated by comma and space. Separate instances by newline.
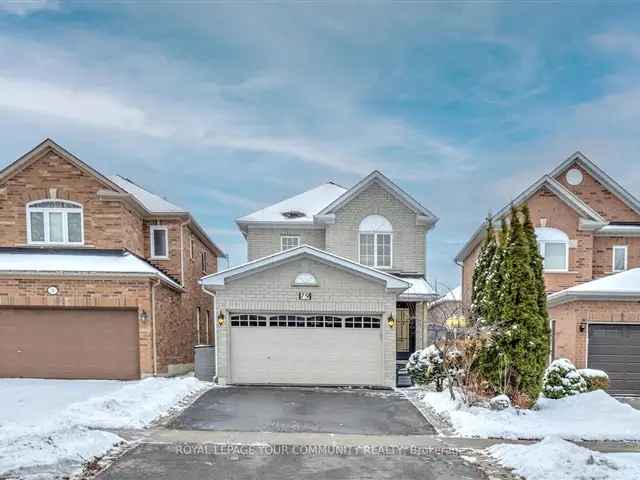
230, 314, 383, 386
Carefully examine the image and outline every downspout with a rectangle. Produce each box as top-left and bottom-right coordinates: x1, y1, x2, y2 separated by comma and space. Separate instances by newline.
201, 284, 218, 382
151, 278, 161, 376
179, 218, 192, 287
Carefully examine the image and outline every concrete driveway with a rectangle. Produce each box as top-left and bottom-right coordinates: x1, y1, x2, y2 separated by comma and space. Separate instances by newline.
168, 386, 436, 435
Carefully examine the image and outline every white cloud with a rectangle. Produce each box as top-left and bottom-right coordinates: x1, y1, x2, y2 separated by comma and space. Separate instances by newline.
0, 76, 172, 137
0, 0, 59, 16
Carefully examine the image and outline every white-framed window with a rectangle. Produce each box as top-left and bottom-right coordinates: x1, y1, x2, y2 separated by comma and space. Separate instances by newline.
27, 199, 84, 245
535, 227, 569, 272
150, 225, 169, 259
613, 245, 628, 272
281, 235, 300, 251
358, 215, 392, 268
190, 236, 195, 260
195, 307, 201, 345
201, 251, 207, 273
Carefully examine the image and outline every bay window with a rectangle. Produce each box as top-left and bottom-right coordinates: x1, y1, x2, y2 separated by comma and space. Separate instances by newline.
27, 200, 84, 245
359, 215, 392, 268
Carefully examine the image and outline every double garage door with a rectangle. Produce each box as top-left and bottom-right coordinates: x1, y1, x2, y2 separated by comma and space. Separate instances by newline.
230, 313, 383, 386
588, 324, 640, 396
0, 308, 140, 380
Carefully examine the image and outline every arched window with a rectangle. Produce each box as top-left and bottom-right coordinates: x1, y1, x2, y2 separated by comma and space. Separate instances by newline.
27, 200, 84, 245
535, 227, 569, 272
293, 272, 318, 286
359, 215, 392, 268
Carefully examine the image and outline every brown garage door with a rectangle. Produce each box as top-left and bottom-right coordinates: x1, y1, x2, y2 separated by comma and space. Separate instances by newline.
0, 308, 140, 380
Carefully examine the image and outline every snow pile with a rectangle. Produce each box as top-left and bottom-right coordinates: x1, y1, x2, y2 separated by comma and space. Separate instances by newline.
488, 436, 640, 480
422, 389, 640, 440
578, 368, 609, 379
542, 358, 587, 399
0, 377, 209, 476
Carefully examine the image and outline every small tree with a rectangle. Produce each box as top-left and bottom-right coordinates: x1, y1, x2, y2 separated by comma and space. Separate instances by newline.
543, 359, 587, 399
471, 215, 496, 321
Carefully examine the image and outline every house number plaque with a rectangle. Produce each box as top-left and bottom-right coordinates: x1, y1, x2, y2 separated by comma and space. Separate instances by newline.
298, 291, 312, 300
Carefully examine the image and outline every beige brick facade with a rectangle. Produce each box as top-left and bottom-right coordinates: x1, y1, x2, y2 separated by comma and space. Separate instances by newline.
214, 257, 397, 387
246, 227, 325, 261
0, 143, 219, 378
325, 181, 427, 275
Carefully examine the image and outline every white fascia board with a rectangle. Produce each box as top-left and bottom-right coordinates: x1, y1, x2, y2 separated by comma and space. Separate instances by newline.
200, 244, 410, 292
317, 171, 438, 225
550, 152, 640, 216
548, 290, 640, 307
594, 225, 640, 237
454, 175, 605, 263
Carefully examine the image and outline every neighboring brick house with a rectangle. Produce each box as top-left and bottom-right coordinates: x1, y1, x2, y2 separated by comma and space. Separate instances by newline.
455, 152, 640, 395
0, 139, 223, 380
201, 171, 439, 388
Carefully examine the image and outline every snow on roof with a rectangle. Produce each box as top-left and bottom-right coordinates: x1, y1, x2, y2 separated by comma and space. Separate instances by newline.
398, 277, 437, 300
548, 268, 640, 306
0, 249, 182, 289
430, 286, 462, 306
237, 182, 347, 224
109, 175, 186, 214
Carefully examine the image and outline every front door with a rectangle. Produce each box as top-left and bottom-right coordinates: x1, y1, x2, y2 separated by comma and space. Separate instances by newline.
396, 308, 415, 360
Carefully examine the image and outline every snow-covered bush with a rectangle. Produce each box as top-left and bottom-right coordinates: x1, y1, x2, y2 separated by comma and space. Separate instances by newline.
542, 358, 587, 399
578, 369, 609, 392
489, 394, 511, 411
406, 345, 445, 391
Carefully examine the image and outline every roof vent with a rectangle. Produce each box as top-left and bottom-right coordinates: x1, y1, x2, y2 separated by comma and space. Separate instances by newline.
282, 210, 306, 219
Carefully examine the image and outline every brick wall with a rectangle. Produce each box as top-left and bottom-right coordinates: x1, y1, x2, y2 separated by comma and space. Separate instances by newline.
213, 256, 397, 387
593, 236, 640, 278
325, 181, 427, 274
0, 150, 145, 253
550, 300, 640, 368
0, 276, 154, 376
246, 227, 325, 261
555, 163, 640, 222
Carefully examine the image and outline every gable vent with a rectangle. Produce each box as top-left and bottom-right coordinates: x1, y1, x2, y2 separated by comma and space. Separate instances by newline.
282, 210, 306, 219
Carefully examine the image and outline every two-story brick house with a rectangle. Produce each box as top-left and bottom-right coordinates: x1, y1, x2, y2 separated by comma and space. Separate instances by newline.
0, 139, 223, 380
456, 152, 640, 395
201, 171, 438, 388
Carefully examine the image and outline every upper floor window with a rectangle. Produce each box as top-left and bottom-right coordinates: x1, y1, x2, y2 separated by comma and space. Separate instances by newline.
201, 250, 208, 273
281, 235, 300, 251
27, 200, 84, 245
150, 225, 169, 259
613, 245, 628, 272
359, 215, 392, 268
535, 227, 569, 272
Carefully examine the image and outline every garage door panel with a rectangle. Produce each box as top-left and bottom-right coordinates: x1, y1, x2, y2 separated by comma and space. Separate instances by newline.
588, 324, 640, 395
230, 321, 383, 386
0, 308, 139, 380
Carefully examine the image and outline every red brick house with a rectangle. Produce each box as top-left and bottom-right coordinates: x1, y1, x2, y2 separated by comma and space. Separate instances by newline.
456, 152, 640, 395
0, 139, 223, 380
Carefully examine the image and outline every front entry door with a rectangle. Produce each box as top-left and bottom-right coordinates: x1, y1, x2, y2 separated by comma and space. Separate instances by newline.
396, 308, 415, 360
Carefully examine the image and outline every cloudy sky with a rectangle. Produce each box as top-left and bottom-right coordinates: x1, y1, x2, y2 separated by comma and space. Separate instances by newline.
1, 1, 640, 290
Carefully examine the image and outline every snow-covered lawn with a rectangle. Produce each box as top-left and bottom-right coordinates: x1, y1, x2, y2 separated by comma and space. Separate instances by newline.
488, 437, 640, 480
0, 377, 210, 477
422, 389, 640, 440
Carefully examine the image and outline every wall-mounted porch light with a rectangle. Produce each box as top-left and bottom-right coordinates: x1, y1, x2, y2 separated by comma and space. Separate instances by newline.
387, 314, 395, 329
579, 320, 586, 333
217, 310, 225, 327
140, 310, 149, 323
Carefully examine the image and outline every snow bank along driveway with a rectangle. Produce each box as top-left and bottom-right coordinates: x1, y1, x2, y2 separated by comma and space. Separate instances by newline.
0, 377, 210, 477
423, 389, 640, 440
489, 437, 640, 480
